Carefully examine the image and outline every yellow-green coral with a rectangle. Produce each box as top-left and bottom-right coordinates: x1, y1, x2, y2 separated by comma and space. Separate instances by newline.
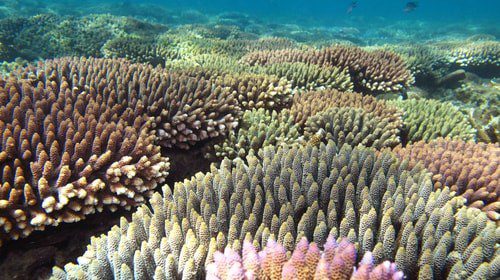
304, 107, 401, 149
212, 109, 302, 159
390, 99, 476, 143
449, 41, 500, 69
255, 62, 353, 92
50, 141, 498, 279
102, 35, 181, 66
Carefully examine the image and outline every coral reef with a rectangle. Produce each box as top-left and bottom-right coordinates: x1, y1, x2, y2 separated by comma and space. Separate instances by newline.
256, 62, 353, 92
50, 141, 498, 279
0, 61, 170, 244
19, 57, 241, 150
211, 109, 302, 160
206, 236, 404, 280
390, 98, 476, 143
102, 36, 181, 66
453, 80, 499, 143
448, 41, 500, 77
289, 90, 403, 129
382, 44, 449, 87
393, 138, 500, 221
240, 46, 414, 94
0, 13, 167, 60
304, 107, 401, 149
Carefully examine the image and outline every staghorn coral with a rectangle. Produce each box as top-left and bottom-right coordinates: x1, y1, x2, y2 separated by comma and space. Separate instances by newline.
211, 109, 302, 160
17, 57, 241, 150
0, 71, 170, 244
102, 36, 181, 66
389, 99, 476, 143
206, 236, 404, 280
51, 141, 498, 280
393, 138, 500, 221
289, 90, 403, 129
448, 41, 500, 76
256, 62, 353, 92
240, 45, 414, 94
304, 107, 401, 149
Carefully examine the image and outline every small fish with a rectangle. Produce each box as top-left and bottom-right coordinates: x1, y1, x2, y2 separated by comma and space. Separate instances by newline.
404, 1, 418, 13
347, 1, 358, 14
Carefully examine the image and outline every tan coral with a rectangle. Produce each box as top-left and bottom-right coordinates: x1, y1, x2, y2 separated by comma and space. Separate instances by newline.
393, 138, 500, 221
240, 45, 414, 94
289, 89, 403, 129
50, 141, 498, 279
0, 69, 169, 243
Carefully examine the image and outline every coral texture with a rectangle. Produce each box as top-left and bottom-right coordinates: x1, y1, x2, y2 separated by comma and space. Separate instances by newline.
304, 107, 401, 149
256, 62, 353, 92
0, 65, 170, 244
448, 41, 500, 74
212, 109, 302, 160
102, 36, 181, 66
390, 99, 476, 143
50, 141, 498, 280
240, 46, 414, 94
289, 90, 402, 129
18, 57, 241, 150
393, 138, 500, 221
206, 236, 404, 280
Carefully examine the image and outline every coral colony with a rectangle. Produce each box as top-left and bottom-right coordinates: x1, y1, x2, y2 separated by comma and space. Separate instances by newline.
0, 5, 498, 280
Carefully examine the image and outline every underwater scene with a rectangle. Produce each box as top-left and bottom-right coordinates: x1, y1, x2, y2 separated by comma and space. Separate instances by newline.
0, 0, 499, 279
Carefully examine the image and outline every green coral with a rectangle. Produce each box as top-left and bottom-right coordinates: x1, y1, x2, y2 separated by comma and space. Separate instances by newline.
304, 107, 401, 149
212, 109, 302, 159
50, 141, 499, 279
390, 99, 476, 143
256, 62, 353, 92
102, 36, 180, 66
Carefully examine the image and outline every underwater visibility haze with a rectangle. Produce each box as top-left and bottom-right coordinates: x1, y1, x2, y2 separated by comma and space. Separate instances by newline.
0, 0, 498, 279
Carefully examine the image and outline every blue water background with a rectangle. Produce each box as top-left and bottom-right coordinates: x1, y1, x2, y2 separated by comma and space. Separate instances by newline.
151, 0, 499, 25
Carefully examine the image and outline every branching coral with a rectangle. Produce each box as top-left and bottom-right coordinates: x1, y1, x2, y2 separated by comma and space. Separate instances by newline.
206, 236, 404, 280
289, 90, 403, 129
393, 138, 500, 221
209, 72, 293, 111
448, 41, 500, 76
50, 141, 498, 279
304, 107, 401, 149
390, 99, 476, 143
102, 36, 181, 66
211, 109, 302, 160
256, 62, 353, 92
0, 70, 170, 244
19, 57, 241, 150
240, 46, 414, 94
381, 44, 449, 87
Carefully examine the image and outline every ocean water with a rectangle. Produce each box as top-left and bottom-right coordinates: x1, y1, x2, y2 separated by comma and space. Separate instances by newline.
0, 1, 499, 280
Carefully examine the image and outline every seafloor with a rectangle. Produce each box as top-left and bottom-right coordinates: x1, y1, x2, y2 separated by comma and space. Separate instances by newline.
0, 2, 498, 280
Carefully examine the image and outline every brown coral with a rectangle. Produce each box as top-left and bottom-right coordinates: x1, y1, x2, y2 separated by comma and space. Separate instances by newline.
0, 67, 170, 243
18, 57, 241, 150
240, 46, 414, 94
289, 90, 403, 129
393, 138, 500, 221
